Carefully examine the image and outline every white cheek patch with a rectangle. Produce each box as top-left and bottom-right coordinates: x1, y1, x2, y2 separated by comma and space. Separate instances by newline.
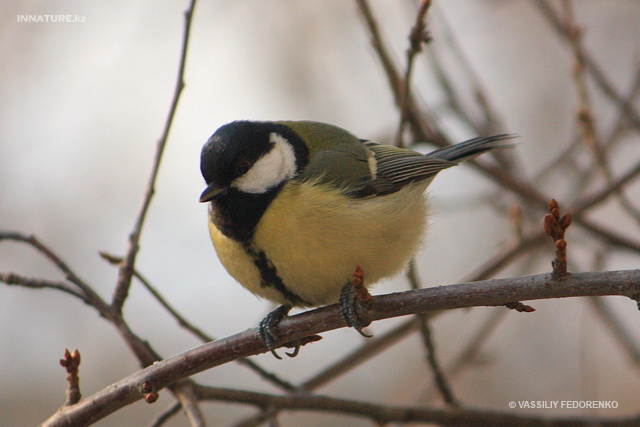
232, 132, 297, 194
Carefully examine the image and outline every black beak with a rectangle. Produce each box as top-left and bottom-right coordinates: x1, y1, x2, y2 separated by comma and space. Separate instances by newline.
199, 183, 227, 203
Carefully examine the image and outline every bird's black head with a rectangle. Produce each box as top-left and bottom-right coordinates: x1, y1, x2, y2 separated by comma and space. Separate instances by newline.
200, 121, 309, 201
199, 121, 309, 242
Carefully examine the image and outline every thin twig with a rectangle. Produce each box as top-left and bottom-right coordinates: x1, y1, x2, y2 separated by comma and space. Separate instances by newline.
358, 0, 640, 254
355, 0, 446, 146
237, 322, 431, 426
0, 232, 161, 366
430, 5, 505, 138
395, 0, 432, 147
0, 272, 85, 301
147, 402, 182, 427
532, 134, 583, 186
0, 233, 87, 288
571, 68, 640, 202
416, 317, 459, 406
365, 0, 640, 256
194, 385, 639, 426
423, 308, 507, 403
464, 231, 548, 282
407, 261, 458, 407
111, 0, 197, 315
427, 4, 519, 173
562, 0, 640, 227
546, 68, 640, 210
174, 381, 206, 427
0, 232, 113, 318
426, 47, 478, 133
359, 2, 640, 254
101, 253, 297, 393
102, 252, 213, 342
589, 297, 640, 367
534, 0, 640, 130
475, 161, 640, 253
602, 67, 640, 145
1, 251, 208, 425
571, 161, 640, 214
6, 4, 211, 423
575, 218, 640, 253
299, 318, 419, 391
561, 0, 606, 165
3, 2, 640, 425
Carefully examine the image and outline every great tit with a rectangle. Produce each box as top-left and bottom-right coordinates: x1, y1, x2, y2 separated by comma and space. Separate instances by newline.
199, 120, 514, 357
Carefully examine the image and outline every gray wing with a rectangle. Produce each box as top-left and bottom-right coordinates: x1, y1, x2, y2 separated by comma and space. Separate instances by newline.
359, 132, 515, 196
299, 133, 515, 199
298, 138, 455, 198
359, 140, 456, 197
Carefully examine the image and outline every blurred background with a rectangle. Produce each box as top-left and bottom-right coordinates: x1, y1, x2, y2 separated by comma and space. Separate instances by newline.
1, 0, 639, 425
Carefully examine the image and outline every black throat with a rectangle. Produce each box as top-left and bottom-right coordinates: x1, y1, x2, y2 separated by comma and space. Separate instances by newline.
208, 184, 282, 243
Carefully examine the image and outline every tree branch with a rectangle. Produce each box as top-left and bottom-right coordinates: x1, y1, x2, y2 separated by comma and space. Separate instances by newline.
111, 0, 197, 314
561, 0, 640, 227
395, 0, 432, 147
0, 232, 112, 316
101, 251, 297, 392
355, 0, 640, 255
193, 385, 640, 426
534, 0, 640, 131
355, 0, 446, 146
0, 272, 85, 301
42, 269, 640, 426
407, 262, 458, 406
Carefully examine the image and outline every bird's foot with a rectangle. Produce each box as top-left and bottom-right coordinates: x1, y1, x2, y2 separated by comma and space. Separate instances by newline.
339, 265, 373, 338
258, 305, 323, 359
258, 305, 298, 359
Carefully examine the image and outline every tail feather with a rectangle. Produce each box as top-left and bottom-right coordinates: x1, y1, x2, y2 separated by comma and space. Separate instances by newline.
427, 134, 517, 163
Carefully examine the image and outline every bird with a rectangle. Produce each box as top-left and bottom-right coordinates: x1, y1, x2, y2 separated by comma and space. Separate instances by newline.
199, 120, 514, 358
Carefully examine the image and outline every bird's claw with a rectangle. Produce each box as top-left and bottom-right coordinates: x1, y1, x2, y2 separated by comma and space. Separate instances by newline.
258, 305, 300, 359
339, 265, 373, 337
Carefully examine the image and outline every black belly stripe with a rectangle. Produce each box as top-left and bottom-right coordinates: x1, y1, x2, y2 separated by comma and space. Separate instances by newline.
246, 246, 311, 306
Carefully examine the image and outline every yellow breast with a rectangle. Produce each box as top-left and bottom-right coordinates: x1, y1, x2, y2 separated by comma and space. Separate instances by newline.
209, 179, 430, 307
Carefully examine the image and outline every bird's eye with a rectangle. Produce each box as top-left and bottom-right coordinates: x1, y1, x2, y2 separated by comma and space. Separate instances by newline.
235, 161, 250, 176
